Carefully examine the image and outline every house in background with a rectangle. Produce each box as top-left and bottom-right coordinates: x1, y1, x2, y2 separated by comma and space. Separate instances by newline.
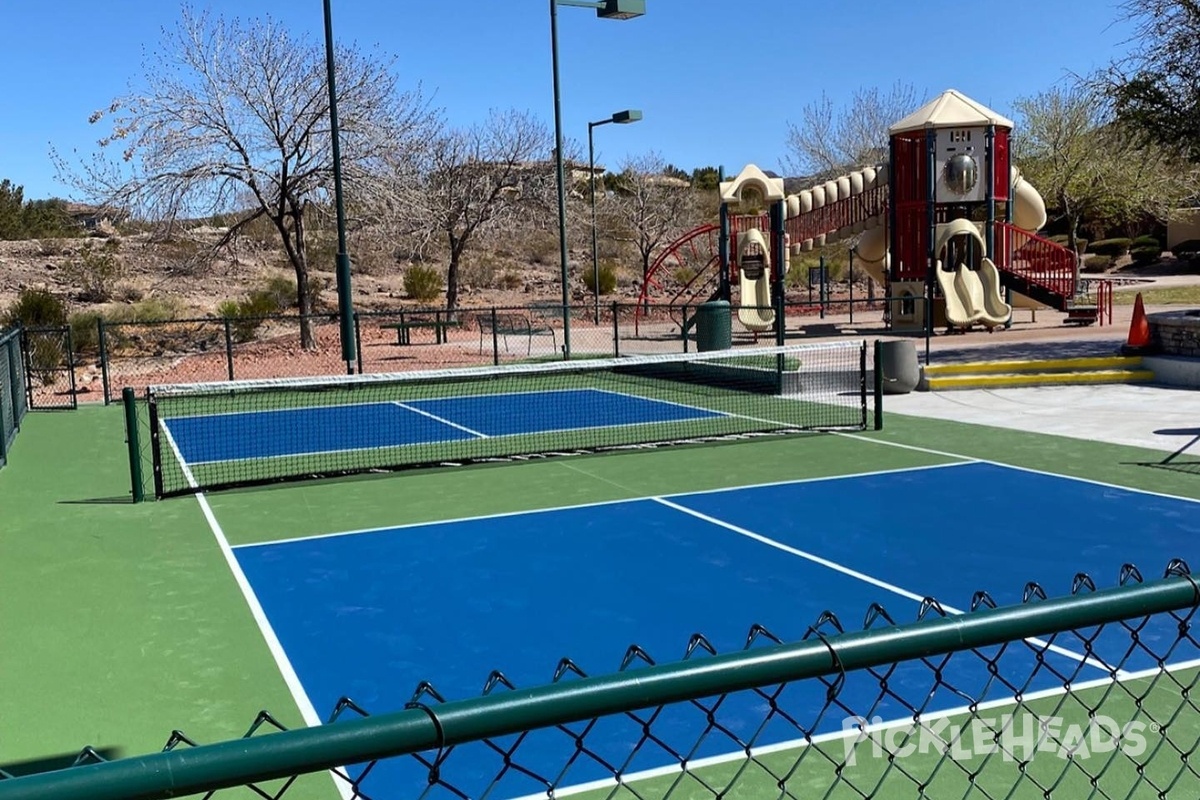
63, 202, 127, 232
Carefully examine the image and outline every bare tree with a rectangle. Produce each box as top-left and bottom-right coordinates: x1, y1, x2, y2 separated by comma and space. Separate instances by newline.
1013, 83, 1199, 250
783, 81, 920, 180
407, 110, 555, 311
609, 152, 703, 285
54, 5, 435, 348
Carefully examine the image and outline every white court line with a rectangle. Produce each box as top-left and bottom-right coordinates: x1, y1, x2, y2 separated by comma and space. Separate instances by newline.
836, 431, 1200, 507
231, 461, 975, 550
160, 421, 354, 800
653, 496, 1128, 678
392, 401, 489, 438
506, 656, 1200, 800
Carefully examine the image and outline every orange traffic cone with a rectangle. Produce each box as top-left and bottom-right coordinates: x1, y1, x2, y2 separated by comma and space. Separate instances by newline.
1125, 292, 1151, 350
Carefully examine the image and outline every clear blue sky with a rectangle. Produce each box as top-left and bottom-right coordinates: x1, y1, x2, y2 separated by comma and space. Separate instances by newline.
1, 0, 1136, 201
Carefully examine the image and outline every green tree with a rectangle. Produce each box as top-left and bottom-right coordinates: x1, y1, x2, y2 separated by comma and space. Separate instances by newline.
1013, 83, 1199, 251
1097, 0, 1200, 161
0, 180, 26, 240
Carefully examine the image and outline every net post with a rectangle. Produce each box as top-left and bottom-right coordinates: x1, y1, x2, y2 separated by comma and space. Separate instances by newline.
223, 318, 235, 381
611, 302, 620, 358
146, 388, 164, 500
682, 305, 689, 353
490, 308, 500, 366
122, 387, 145, 503
98, 318, 111, 405
873, 339, 884, 430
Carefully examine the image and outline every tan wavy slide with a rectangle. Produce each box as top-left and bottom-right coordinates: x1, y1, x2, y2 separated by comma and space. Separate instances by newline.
737, 227, 774, 332
933, 218, 1011, 329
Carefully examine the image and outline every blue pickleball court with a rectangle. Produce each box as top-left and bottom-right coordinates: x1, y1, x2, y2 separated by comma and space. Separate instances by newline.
232, 461, 1200, 798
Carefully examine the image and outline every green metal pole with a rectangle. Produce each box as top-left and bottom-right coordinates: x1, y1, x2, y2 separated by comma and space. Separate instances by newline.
1, 575, 1194, 800
873, 339, 884, 430
550, 0, 572, 359
323, 0, 356, 374
121, 387, 145, 504
589, 120, 600, 325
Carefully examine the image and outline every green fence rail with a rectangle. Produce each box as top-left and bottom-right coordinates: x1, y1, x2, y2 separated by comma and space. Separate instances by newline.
1, 563, 1197, 800
0, 326, 29, 468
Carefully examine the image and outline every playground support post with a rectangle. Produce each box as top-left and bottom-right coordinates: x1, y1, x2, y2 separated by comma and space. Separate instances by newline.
718, 166, 730, 302
924, 127, 937, 365
848, 248, 855, 325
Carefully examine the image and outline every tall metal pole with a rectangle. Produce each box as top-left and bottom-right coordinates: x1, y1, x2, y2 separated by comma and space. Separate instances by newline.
323, 0, 355, 374
550, 0, 572, 359
589, 121, 600, 324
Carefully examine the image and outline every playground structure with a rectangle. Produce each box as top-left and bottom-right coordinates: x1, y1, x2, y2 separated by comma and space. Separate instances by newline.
635, 89, 1094, 336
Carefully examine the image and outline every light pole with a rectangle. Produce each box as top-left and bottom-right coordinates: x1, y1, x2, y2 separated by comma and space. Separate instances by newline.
589, 109, 642, 323
323, 0, 355, 373
549, 0, 646, 358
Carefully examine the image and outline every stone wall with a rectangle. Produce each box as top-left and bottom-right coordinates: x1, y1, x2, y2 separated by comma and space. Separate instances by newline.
1149, 310, 1200, 357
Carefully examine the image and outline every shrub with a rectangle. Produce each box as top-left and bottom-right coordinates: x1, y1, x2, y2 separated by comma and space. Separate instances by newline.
4, 287, 67, 328
1089, 238, 1132, 257
104, 297, 184, 324
404, 264, 443, 302
261, 274, 297, 309
69, 311, 104, 358
497, 271, 524, 290
1131, 245, 1162, 265
582, 262, 619, 295
62, 240, 124, 302
1133, 235, 1162, 249
1083, 255, 1113, 273
1170, 239, 1200, 258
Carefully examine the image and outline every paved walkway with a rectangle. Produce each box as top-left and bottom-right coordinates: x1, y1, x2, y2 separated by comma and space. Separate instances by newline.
883, 383, 1200, 455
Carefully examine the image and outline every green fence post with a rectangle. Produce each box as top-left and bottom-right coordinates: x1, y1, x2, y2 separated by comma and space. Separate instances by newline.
122, 387, 145, 503
98, 318, 111, 405
354, 312, 364, 375
491, 308, 500, 367
222, 318, 235, 381
611, 302, 620, 358
873, 339, 884, 431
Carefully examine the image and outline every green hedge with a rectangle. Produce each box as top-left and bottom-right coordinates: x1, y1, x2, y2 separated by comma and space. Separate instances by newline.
1089, 238, 1132, 257
1083, 255, 1113, 273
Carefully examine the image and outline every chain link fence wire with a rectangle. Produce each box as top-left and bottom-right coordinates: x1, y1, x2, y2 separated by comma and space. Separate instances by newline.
0, 326, 29, 467
21, 326, 77, 410
93, 301, 897, 406
1, 562, 1197, 800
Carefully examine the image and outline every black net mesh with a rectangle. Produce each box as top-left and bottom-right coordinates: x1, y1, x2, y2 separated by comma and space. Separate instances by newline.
145, 342, 868, 498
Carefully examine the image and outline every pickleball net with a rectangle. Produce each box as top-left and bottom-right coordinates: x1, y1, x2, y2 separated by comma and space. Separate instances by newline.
141, 340, 871, 498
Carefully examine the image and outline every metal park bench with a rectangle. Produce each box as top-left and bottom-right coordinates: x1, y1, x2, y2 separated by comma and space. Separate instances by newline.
379, 311, 459, 345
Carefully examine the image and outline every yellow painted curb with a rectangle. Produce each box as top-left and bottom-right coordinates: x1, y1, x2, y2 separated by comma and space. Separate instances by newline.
925, 369, 1156, 391
923, 356, 1142, 377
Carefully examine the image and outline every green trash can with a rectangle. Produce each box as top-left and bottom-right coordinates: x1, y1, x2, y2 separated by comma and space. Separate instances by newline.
694, 300, 732, 352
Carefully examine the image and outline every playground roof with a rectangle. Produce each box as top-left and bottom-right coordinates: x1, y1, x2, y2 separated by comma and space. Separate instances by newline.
888, 88, 1014, 134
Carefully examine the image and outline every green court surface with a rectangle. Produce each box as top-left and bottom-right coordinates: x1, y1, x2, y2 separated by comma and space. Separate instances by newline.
2, 392, 1199, 798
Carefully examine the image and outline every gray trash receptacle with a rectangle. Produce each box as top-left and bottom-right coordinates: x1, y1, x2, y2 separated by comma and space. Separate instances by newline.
694, 300, 732, 352
878, 340, 919, 394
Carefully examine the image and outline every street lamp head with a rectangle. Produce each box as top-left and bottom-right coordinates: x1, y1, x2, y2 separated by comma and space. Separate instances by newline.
597, 0, 645, 20
612, 109, 643, 124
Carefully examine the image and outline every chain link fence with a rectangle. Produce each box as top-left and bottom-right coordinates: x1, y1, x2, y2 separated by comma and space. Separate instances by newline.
0, 326, 28, 468
91, 298, 908, 405
21, 326, 77, 410
1, 562, 1196, 800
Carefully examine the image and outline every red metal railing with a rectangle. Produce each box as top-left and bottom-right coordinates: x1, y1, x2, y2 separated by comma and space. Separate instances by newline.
995, 222, 1078, 304
785, 184, 888, 246
1095, 279, 1114, 326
